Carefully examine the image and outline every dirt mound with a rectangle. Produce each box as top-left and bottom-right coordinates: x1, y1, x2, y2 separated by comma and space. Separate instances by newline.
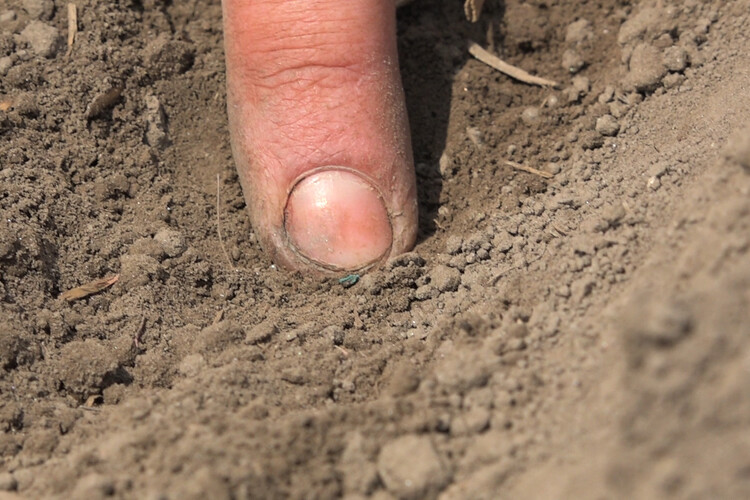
1, 0, 749, 498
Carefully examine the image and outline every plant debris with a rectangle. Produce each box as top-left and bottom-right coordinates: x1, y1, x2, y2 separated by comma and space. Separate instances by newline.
60, 275, 119, 301
469, 42, 559, 87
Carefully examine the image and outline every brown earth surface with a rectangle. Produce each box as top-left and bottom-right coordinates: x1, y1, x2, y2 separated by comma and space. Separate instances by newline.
2, 0, 750, 498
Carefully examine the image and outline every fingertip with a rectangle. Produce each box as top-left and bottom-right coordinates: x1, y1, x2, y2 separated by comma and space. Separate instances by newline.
284, 168, 393, 272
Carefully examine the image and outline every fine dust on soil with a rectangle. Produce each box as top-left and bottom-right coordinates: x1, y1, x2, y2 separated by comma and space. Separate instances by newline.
1, 0, 750, 498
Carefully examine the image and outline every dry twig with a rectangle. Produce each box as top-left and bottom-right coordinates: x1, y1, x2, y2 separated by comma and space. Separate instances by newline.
65, 3, 77, 59
85, 86, 123, 119
60, 275, 119, 301
212, 309, 225, 324
133, 317, 146, 350
397, 0, 484, 22
504, 160, 554, 179
464, 0, 485, 22
469, 42, 558, 88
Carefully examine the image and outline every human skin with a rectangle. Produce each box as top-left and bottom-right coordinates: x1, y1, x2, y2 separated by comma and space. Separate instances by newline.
221, 0, 418, 274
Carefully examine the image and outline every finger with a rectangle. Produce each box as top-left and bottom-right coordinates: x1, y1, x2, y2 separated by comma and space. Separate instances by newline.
222, 0, 418, 274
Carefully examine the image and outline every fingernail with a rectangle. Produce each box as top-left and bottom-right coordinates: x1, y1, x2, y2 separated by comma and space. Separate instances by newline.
284, 168, 393, 271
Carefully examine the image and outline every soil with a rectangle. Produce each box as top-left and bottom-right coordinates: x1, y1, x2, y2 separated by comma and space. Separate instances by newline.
2, 0, 750, 498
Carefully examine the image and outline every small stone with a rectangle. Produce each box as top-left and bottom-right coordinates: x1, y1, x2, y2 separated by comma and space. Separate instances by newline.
663, 46, 688, 72
573, 76, 590, 94
466, 126, 483, 148
662, 73, 685, 89
451, 407, 491, 436
322, 325, 345, 346
492, 231, 513, 253
445, 235, 463, 255
22, 0, 54, 20
20, 21, 61, 58
431, 265, 461, 293
565, 19, 593, 44
0, 56, 14, 76
521, 106, 541, 126
145, 94, 169, 149
377, 435, 449, 499
580, 131, 604, 150
414, 285, 437, 301
154, 228, 186, 257
595, 114, 620, 137
562, 49, 585, 74
0, 11, 16, 23
439, 152, 453, 178
628, 43, 667, 92
617, 6, 658, 45
647, 176, 661, 190
0, 471, 17, 491
598, 85, 615, 104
